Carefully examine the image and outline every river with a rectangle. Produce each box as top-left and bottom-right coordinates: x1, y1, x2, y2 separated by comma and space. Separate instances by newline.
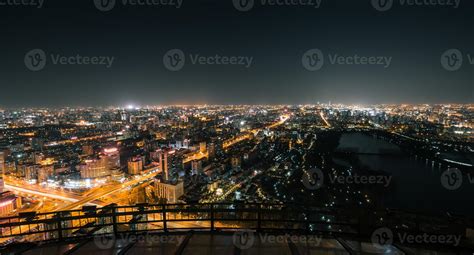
337, 133, 474, 215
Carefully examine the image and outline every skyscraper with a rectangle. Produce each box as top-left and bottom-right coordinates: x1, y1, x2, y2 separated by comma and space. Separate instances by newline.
103, 147, 121, 171
127, 158, 143, 175
157, 148, 177, 181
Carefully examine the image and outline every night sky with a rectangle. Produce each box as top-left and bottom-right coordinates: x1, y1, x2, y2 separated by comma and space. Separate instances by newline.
0, 0, 472, 107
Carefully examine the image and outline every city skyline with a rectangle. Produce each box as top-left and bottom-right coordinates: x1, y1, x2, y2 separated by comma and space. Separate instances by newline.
1, 102, 473, 110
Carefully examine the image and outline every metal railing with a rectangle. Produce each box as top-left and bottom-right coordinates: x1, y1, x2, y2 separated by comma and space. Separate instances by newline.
0, 203, 470, 245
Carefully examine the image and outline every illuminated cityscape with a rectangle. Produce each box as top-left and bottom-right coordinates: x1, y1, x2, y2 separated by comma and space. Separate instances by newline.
0, 104, 472, 214
1, 0, 473, 253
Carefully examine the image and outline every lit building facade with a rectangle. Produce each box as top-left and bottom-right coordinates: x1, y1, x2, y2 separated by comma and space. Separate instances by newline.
127, 158, 143, 175
153, 178, 184, 204
38, 165, 54, 183
0, 191, 22, 216
79, 158, 109, 179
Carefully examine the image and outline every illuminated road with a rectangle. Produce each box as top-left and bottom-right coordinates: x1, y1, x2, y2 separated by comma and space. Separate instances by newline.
5, 184, 86, 204
59, 167, 160, 210
223, 115, 290, 149
319, 111, 331, 127
45, 134, 115, 147
185, 115, 290, 160
183, 151, 209, 164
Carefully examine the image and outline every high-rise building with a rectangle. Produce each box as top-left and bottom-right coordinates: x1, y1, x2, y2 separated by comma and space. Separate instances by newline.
191, 160, 202, 174
153, 176, 184, 204
38, 165, 54, 183
0, 149, 10, 176
207, 143, 216, 159
78, 158, 109, 179
25, 164, 39, 182
0, 150, 7, 192
157, 148, 177, 181
127, 158, 143, 175
103, 147, 121, 170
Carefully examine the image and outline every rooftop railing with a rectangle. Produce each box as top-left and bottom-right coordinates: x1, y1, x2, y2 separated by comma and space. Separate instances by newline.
0, 203, 471, 247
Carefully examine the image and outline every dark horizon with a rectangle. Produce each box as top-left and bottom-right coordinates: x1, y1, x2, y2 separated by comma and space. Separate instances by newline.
0, 101, 473, 110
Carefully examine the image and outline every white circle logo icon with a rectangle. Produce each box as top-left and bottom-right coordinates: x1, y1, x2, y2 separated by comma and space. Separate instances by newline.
94, 0, 116, 11
302, 167, 324, 190
371, 228, 393, 248
163, 49, 185, 71
441, 168, 463, 190
441, 49, 463, 71
233, 230, 255, 250
302, 49, 324, 71
93, 235, 116, 249
233, 0, 254, 12
24, 49, 47, 71
371, 0, 393, 11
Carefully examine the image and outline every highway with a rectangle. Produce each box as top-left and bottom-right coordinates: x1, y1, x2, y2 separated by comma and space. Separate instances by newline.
59, 167, 160, 211
319, 111, 331, 127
